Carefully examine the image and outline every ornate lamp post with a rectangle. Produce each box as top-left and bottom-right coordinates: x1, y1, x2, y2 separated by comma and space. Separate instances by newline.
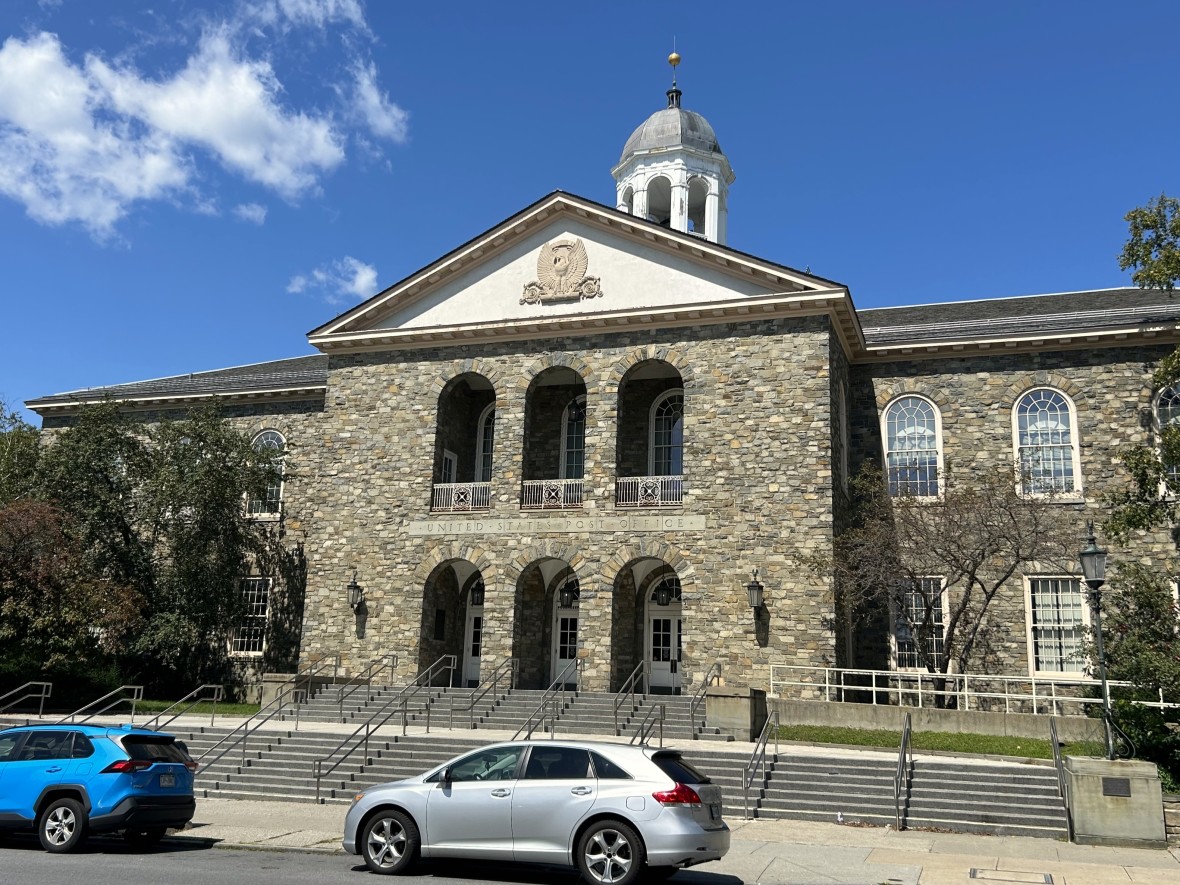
1078, 522, 1115, 760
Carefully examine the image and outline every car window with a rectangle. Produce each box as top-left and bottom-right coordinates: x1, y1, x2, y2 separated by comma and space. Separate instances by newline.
590, 751, 633, 779
123, 735, 188, 764
523, 747, 591, 780
0, 733, 20, 762
442, 747, 523, 782
69, 732, 95, 759
651, 753, 711, 785
15, 730, 71, 761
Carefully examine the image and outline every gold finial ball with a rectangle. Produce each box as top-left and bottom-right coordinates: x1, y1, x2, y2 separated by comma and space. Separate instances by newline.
668, 51, 681, 68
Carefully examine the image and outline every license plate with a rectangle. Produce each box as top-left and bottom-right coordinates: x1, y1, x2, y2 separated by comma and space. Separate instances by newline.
159, 773, 176, 787
709, 804, 720, 820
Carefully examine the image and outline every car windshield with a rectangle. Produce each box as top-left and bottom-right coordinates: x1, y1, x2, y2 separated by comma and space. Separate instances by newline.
122, 735, 189, 764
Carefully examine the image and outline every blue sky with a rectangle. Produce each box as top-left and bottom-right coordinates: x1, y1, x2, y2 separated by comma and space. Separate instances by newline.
2, 0, 1178, 423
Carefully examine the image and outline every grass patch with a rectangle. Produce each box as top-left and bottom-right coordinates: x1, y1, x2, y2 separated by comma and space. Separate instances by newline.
136, 700, 260, 716
775, 724, 1105, 759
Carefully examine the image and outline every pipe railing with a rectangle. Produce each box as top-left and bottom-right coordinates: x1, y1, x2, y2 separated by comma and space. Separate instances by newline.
514, 658, 583, 740
336, 654, 398, 723
0, 681, 52, 717
628, 703, 665, 747
613, 661, 648, 737
196, 684, 306, 772
1049, 718, 1073, 841
141, 684, 224, 731
312, 655, 456, 803
894, 711, 913, 831
448, 658, 517, 729
689, 662, 722, 739
743, 711, 779, 820
56, 685, 143, 724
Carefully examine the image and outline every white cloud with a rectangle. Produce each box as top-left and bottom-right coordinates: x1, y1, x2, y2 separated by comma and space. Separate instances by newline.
287, 256, 377, 304
351, 60, 408, 143
246, 0, 368, 32
234, 202, 267, 224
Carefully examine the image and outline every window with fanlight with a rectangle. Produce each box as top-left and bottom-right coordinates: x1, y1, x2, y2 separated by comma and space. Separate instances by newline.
247, 430, 285, 516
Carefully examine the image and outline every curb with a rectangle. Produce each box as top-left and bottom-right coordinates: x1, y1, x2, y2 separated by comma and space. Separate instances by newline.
166, 834, 345, 855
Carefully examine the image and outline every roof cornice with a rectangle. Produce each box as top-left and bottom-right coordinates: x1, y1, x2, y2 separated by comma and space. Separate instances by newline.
28, 385, 327, 416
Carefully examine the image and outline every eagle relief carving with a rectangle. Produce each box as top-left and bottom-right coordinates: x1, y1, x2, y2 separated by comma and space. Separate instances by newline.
520, 238, 604, 305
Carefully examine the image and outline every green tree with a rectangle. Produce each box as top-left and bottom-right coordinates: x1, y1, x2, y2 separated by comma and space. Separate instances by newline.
1119, 193, 1180, 293
0, 402, 39, 505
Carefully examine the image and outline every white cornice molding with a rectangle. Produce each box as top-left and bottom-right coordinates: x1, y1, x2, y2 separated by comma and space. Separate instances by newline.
28, 385, 327, 416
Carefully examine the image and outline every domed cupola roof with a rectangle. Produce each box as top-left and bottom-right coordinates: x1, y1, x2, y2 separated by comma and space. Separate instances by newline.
618, 85, 722, 164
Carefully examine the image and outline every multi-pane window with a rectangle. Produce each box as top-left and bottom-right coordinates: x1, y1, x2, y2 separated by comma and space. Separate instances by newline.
893, 577, 946, 671
231, 577, 270, 655
884, 396, 940, 496
1027, 577, 1086, 674
1156, 385, 1180, 482
562, 396, 587, 479
247, 430, 285, 516
476, 405, 495, 483
1015, 389, 1078, 495
651, 390, 684, 475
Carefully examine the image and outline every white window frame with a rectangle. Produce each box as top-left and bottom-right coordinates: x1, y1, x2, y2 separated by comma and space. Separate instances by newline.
475, 404, 495, 483
441, 449, 458, 485
1012, 388, 1083, 498
881, 395, 943, 498
648, 389, 685, 476
1154, 385, 1180, 488
559, 395, 587, 480
1024, 575, 1090, 678
890, 577, 948, 672
246, 429, 285, 519
230, 577, 271, 657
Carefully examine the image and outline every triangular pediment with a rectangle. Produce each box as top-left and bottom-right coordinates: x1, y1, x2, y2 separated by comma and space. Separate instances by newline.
308, 193, 864, 356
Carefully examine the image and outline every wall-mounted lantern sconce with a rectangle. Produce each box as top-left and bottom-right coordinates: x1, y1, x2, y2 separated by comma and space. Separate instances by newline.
346, 569, 365, 610
746, 568, 764, 612
654, 580, 673, 607
558, 581, 578, 609
470, 580, 485, 607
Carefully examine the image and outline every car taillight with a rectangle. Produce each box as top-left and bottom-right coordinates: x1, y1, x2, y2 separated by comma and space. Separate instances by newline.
183, 758, 198, 772
652, 782, 702, 806
102, 759, 154, 774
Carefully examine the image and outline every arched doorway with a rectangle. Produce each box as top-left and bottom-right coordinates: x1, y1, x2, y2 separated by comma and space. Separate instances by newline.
511, 558, 581, 689
646, 573, 683, 693
419, 560, 486, 687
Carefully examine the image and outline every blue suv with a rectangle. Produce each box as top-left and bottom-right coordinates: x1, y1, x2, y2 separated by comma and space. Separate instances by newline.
0, 723, 196, 852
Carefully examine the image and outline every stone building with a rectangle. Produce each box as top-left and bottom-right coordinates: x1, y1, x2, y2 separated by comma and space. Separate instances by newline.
28, 75, 1180, 700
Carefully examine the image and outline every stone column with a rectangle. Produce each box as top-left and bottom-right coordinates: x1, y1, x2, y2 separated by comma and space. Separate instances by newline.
478, 576, 518, 686
578, 574, 613, 692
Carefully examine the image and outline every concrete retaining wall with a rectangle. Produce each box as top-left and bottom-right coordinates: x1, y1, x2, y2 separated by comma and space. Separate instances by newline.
1165, 794, 1180, 846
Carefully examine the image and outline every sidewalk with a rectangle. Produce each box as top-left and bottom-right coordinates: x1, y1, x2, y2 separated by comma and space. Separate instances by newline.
173, 797, 1180, 885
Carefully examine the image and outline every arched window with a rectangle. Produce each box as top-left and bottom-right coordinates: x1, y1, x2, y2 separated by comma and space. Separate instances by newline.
1014, 388, 1080, 495
476, 404, 495, 483
650, 390, 684, 475
248, 430, 285, 516
1155, 384, 1180, 482
649, 573, 682, 605
883, 396, 940, 497
561, 396, 587, 479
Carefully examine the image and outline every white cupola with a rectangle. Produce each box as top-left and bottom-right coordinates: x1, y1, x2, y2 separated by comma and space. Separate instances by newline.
612, 53, 735, 245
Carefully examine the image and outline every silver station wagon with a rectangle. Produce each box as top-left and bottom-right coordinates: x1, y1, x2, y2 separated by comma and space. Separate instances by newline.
342, 739, 730, 883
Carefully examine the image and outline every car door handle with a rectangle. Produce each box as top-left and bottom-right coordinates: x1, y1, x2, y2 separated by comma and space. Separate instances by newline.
490, 788, 511, 798
45, 766, 62, 773
571, 786, 592, 796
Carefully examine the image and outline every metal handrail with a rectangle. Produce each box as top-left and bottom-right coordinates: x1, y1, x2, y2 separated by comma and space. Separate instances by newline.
56, 685, 143, 724
336, 654, 398, 723
894, 711, 913, 831
312, 655, 456, 803
613, 661, 647, 736
0, 681, 52, 716
514, 658, 583, 740
628, 703, 665, 747
448, 658, 517, 729
689, 662, 722, 739
196, 684, 306, 772
1049, 718, 1073, 841
141, 684, 224, 731
743, 710, 779, 820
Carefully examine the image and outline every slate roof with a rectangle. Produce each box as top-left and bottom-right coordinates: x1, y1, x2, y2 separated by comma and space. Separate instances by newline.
28, 354, 328, 410
859, 287, 1180, 348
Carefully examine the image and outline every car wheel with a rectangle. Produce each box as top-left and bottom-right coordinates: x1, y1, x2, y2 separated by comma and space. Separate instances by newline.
38, 798, 88, 853
123, 827, 167, 847
577, 819, 645, 885
361, 809, 419, 875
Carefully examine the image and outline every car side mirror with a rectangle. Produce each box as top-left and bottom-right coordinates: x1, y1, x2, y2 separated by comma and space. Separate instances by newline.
442, 766, 452, 785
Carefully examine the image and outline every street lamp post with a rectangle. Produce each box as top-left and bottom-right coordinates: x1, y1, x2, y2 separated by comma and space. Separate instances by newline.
1078, 522, 1115, 760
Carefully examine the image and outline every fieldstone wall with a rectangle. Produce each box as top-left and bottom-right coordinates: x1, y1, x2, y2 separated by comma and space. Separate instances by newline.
295, 316, 839, 691
850, 344, 1179, 676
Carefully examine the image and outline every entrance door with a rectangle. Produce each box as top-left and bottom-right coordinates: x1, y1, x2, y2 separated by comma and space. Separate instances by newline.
551, 605, 578, 684
463, 604, 483, 687
649, 615, 682, 692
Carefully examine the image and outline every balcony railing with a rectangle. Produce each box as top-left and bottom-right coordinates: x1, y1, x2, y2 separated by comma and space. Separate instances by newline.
615, 475, 683, 508
431, 482, 491, 512
521, 479, 584, 510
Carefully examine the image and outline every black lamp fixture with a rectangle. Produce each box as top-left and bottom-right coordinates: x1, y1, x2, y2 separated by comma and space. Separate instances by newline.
558, 580, 578, 609
470, 580, 485, 607
654, 578, 673, 608
346, 569, 364, 610
747, 568, 764, 612
1078, 521, 1115, 760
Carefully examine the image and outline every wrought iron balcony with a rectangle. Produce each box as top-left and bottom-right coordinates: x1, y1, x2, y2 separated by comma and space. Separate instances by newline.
431, 482, 492, 512
615, 475, 683, 508
520, 479, 584, 510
